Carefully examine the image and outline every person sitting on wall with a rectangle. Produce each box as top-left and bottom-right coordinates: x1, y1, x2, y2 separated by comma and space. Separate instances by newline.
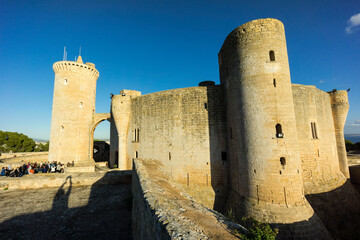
51, 164, 56, 173
0, 167, 5, 176
56, 162, 61, 173
18, 166, 23, 177
42, 164, 48, 173
14, 168, 19, 177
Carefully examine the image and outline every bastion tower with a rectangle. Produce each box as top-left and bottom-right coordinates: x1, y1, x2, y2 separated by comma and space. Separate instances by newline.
49, 56, 99, 166
219, 19, 328, 235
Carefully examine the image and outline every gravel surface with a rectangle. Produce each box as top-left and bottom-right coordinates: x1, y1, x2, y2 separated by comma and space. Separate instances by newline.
0, 180, 132, 240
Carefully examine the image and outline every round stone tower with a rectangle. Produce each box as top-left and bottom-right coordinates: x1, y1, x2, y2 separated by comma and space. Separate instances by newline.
218, 19, 327, 235
329, 90, 350, 178
49, 56, 99, 166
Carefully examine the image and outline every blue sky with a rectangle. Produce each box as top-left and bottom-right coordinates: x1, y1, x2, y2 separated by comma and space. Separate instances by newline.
0, 0, 359, 140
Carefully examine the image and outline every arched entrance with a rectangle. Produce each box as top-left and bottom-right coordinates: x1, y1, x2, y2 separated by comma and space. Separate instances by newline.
90, 113, 111, 164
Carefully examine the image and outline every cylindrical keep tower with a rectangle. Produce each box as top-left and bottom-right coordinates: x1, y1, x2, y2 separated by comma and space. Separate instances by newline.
329, 90, 350, 178
49, 56, 99, 166
219, 19, 315, 224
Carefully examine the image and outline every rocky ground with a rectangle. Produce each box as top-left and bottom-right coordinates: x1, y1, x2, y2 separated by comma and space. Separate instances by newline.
0, 181, 132, 239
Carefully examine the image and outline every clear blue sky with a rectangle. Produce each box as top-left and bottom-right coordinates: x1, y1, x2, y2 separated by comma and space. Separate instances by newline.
1, 0, 359, 140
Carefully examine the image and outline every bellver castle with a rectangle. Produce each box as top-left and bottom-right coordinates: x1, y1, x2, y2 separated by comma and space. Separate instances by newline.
48, 19, 354, 238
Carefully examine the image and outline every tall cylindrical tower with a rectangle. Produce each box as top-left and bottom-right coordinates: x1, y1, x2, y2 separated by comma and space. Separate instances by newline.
49, 56, 99, 166
219, 19, 315, 224
329, 90, 350, 178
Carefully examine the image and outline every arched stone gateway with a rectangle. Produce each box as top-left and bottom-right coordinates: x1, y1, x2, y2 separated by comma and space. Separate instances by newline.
90, 113, 111, 161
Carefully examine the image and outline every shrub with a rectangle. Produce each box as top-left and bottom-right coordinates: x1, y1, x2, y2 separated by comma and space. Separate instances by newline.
241, 217, 278, 240
226, 208, 278, 240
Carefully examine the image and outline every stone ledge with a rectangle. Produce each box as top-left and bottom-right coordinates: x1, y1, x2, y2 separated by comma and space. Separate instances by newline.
132, 159, 246, 239
0, 170, 131, 190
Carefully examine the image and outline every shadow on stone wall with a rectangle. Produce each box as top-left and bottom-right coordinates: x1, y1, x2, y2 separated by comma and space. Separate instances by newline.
0, 171, 132, 240
305, 180, 360, 240
206, 84, 229, 212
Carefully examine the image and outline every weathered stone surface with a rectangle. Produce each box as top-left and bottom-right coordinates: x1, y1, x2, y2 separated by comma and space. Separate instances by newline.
0, 173, 132, 239
49, 57, 100, 167
132, 159, 244, 239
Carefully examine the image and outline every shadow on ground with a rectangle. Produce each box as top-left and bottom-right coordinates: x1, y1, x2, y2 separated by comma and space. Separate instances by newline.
0, 171, 132, 240
305, 180, 360, 240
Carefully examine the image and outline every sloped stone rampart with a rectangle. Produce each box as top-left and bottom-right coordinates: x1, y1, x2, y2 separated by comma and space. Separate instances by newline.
132, 159, 246, 240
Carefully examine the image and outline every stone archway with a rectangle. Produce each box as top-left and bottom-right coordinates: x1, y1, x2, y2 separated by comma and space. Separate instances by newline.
90, 113, 111, 161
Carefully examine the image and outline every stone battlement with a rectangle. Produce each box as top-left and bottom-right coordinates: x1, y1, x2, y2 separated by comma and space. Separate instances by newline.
53, 61, 99, 78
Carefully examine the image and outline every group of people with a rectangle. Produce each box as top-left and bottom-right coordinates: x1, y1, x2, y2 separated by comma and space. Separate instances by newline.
0, 161, 65, 177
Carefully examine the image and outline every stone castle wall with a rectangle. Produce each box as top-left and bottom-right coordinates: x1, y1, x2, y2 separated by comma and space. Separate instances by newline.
125, 86, 227, 188
132, 159, 245, 240
292, 84, 346, 194
47, 17, 352, 239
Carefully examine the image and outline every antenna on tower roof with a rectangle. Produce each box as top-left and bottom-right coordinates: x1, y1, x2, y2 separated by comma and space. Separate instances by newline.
63, 47, 66, 61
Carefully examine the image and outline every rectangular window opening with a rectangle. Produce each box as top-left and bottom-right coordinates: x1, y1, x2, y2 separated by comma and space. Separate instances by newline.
133, 128, 140, 142
311, 122, 318, 139
221, 151, 227, 161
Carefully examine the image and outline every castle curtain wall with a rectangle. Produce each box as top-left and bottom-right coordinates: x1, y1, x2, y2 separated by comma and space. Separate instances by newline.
125, 86, 227, 187
292, 84, 346, 194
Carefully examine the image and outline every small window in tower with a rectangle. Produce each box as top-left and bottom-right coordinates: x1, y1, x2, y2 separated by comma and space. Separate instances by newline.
276, 124, 283, 138
135, 151, 138, 158
311, 122, 318, 139
169, 152, 171, 160
79, 102, 83, 108
204, 103, 208, 110
221, 152, 227, 161
64, 79, 68, 85
269, 50, 275, 61
60, 125, 64, 132
136, 129, 140, 142
273, 79, 276, 87
280, 157, 286, 168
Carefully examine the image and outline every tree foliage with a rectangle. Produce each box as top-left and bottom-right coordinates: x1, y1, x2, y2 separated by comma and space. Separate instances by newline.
345, 139, 360, 152
240, 217, 278, 240
0, 130, 48, 153
35, 142, 49, 152
226, 208, 278, 240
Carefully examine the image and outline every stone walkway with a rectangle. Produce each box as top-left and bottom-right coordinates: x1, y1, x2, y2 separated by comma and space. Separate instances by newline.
0, 181, 132, 239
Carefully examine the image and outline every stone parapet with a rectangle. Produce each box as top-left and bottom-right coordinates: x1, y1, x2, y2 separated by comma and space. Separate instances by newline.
132, 159, 246, 239
0, 170, 131, 190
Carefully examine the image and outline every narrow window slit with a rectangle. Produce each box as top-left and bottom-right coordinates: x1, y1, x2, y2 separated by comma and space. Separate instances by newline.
269, 50, 275, 61
276, 124, 283, 138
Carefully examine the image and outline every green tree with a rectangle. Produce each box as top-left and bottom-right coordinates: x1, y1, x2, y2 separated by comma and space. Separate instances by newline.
345, 139, 354, 152
0, 130, 36, 153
